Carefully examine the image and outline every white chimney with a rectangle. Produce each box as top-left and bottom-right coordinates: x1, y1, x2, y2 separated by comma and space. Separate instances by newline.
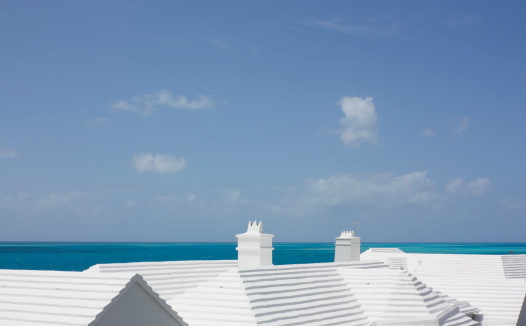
334, 230, 361, 262
236, 221, 274, 268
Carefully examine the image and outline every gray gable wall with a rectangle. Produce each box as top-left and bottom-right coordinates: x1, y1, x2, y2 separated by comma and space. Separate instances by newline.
93, 282, 186, 326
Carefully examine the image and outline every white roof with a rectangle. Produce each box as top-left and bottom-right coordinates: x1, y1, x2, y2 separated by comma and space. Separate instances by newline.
88, 260, 477, 326
0, 269, 185, 326
501, 254, 526, 279
85, 260, 237, 301
338, 267, 476, 325
6, 250, 519, 325
362, 249, 526, 326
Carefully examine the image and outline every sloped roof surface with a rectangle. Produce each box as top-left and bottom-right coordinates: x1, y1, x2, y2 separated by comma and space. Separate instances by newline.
0, 269, 137, 325
339, 267, 477, 325
88, 259, 477, 326
501, 255, 526, 279
169, 267, 257, 326
86, 260, 237, 301
237, 261, 381, 326
362, 249, 526, 326
84, 260, 237, 300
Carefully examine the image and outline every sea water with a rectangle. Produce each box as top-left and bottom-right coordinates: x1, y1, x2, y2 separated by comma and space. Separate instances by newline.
1, 242, 525, 271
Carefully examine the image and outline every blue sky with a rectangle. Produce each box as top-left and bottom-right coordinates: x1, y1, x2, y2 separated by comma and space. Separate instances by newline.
1, 0, 525, 242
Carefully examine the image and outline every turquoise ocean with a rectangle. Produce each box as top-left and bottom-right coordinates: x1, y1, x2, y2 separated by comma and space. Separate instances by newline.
1, 242, 526, 271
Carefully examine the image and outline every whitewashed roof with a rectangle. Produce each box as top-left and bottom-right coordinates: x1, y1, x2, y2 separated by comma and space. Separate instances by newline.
88, 260, 478, 326
0, 269, 185, 326
339, 267, 477, 325
501, 255, 526, 279
86, 260, 237, 301
362, 249, 526, 326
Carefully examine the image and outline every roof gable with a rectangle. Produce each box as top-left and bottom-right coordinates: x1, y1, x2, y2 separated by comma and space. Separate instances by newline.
91, 274, 186, 326
0, 269, 185, 326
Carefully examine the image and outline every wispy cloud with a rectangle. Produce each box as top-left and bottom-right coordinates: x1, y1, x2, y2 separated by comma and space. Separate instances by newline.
85, 117, 109, 127
451, 117, 470, 134
111, 90, 213, 115
306, 172, 440, 206
218, 189, 251, 205
265, 171, 444, 218
501, 198, 525, 212
220, 189, 241, 203
38, 191, 80, 208
420, 128, 436, 138
124, 200, 138, 209
337, 96, 378, 147
467, 178, 491, 196
313, 19, 402, 38
445, 177, 464, 195
446, 177, 490, 197
148, 172, 444, 222
132, 153, 187, 173
156, 192, 196, 205
0, 191, 33, 215
0, 191, 30, 208
210, 39, 231, 50
0, 148, 19, 158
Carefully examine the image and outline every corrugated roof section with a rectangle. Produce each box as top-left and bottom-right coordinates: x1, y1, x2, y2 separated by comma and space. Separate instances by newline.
85, 260, 237, 301
164, 260, 475, 326
169, 268, 257, 326
0, 269, 135, 326
362, 249, 526, 326
501, 255, 526, 279
339, 267, 478, 325
239, 261, 383, 326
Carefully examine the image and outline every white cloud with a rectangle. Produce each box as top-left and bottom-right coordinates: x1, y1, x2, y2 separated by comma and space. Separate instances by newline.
111, 90, 213, 115
501, 198, 524, 211
220, 189, 242, 203
185, 192, 196, 203
451, 117, 469, 134
467, 178, 491, 196
446, 177, 490, 197
133, 153, 187, 173
338, 96, 378, 147
0, 191, 30, 207
420, 128, 436, 137
445, 177, 464, 194
38, 192, 79, 208
306, 171, 439, 206
85, 117, 109, 127
156, 192, 197, 206
0, 148, 18, 158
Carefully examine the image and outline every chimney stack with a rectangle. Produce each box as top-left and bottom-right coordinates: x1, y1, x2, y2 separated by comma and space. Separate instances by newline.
236, 221, 274, 268
334, 230, 361, 262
